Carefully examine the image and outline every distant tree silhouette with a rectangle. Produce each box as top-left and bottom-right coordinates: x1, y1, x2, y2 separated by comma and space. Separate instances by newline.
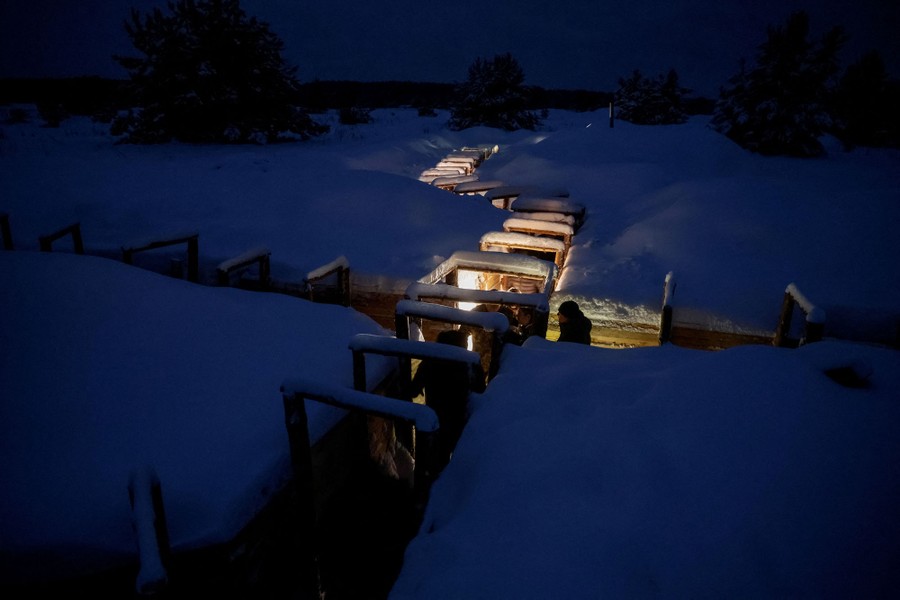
614, 68, 689, 125
112, 0, 326, 143
449, 53, 540, 131
830, 51, 900, 149
712, 11, 846, 157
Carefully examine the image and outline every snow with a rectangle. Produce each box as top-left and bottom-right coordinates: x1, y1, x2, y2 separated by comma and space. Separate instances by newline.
281, 378, 440, 434
480, 230, 568, 252
2, 106, 900, 595
395, 300, 510, 335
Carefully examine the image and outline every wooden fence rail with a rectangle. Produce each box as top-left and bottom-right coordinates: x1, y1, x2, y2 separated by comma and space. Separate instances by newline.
39, 222, 84, 254
1, 212, 13, 250
216, 247, 271, 289
122, 232, 199, 283
774, 283, 825, 347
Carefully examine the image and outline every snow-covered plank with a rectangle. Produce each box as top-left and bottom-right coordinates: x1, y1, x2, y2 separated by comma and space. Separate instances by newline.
453, 180, 505, 195
396, 299, 510, 334
216, 246, 270, 273
349, 333, 482, 366
480, 231, 567, 253
502, 217, 574, 238
426, 250, 557, 280
281, 377, 440, 432
405, 282, 550, 311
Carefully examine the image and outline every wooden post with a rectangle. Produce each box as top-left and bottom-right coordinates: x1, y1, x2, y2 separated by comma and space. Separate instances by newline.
412, 430, 436, 515
39, 222, 84, 254
186, 235, 199, 283
352, 351, 367, 392
282, 393, 323, 599
773, 291, 794, 347
659, 271, 675, 345
609, 101, 615, 128
128, 467, 172, 597
1, 213, 13, 250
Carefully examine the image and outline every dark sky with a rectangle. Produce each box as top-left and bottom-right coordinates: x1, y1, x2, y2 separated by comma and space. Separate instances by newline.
1, 0, 897, 96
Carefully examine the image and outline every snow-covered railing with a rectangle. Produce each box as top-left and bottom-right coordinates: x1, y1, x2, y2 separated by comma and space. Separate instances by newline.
280, 377, 441, 536
436, 159, 476, 175
430, 174, 479, 191
452, 180, 506, 196
511, 196, 586, 231
479, 230, 568, 272
502, 217, 574, 246
216, 246, 271, 289
38, 221, 84, 255
349, 333, 484, 399
659, 271, 677, 344
395, 299, 509, 379
128, 466, 171, 598
420, 250, 558, 295
304, 255, 350, 306
512, 211, 577, 227
484, 186, 569, 210
1, 212, 14, 250
419, 167, 466, 182
122, 230, 200, 283
774, 282, 826, 347
405, 282, 551, 341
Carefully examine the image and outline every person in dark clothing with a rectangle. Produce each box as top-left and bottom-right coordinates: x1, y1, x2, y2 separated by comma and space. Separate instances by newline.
411, 329, 485, 469
557, 300, 592, 345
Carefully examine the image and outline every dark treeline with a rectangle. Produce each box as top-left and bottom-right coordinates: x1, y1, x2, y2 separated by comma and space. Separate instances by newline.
0, 76, 714, 120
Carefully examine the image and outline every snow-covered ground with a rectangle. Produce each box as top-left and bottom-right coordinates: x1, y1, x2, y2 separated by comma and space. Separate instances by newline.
2, 107, 899, 595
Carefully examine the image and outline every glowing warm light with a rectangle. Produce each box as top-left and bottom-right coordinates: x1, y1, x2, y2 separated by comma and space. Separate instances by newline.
455, 269, 482, 311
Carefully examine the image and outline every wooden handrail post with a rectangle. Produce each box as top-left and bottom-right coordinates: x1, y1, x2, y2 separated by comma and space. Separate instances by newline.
186, 236, 199, 283
38, 222, 84, 254
281, 393, 323, 599
1, 213, 13, 250
774, 290, 794, 347
659, 271, 676, 345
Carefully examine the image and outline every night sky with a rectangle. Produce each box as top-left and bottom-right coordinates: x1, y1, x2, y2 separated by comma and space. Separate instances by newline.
1, 0, 897, 96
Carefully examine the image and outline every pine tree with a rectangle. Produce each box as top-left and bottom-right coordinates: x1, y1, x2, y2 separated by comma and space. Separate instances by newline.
112, 0, 327, 143
449, 53, 540, 131
711, 11, 846, 157
831, 51, 900, 149
614, 68, 689, 125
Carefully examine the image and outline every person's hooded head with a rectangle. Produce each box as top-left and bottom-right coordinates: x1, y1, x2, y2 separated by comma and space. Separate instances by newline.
557, 300, 581, 323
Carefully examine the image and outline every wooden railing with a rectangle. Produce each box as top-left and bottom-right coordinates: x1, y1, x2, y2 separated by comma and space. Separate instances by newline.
216, 247, 271, 289
122, 232, 199, 283
774, 283, 825, 347
39, 222, 84, 254
1, 212, 13, 250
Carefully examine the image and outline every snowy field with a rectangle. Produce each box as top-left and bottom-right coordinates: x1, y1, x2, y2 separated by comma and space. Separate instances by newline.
2, 106, 900, 595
